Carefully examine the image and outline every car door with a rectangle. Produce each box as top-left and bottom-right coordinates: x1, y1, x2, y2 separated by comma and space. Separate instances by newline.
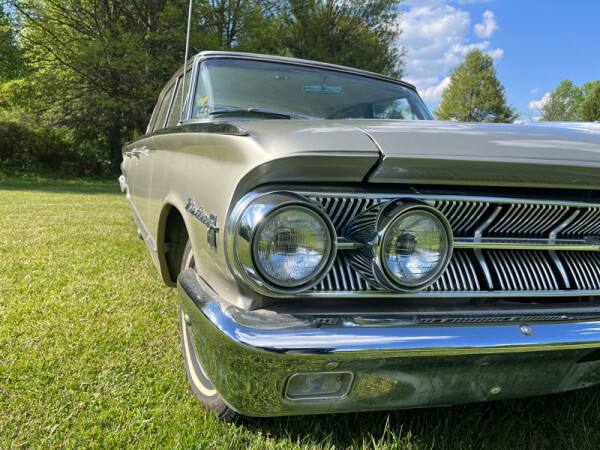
148, 70, 194, 235
125, 80, 177, 245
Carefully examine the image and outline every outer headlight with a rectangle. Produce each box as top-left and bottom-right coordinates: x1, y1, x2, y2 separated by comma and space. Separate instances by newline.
227, 192, 337, 294
380, 208, 451, 288
253, 206, 332, 287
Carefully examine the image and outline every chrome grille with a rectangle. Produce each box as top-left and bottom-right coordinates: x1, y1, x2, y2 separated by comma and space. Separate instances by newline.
305, 192, 600, 297
559, 251, 600, 290
485, 250, 560, 291
487, 204, 570, 237
427, 251, 481, 292
560, 208, 600, 238
317, 253, 371, 292
432, 201, 491, 236
314, 197, 388, 230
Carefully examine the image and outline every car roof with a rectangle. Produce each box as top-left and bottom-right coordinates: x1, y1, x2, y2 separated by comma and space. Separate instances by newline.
185, 51, 417, 91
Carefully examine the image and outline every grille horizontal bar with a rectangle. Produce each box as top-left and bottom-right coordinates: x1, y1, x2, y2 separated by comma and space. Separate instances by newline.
305, 192, 600, 297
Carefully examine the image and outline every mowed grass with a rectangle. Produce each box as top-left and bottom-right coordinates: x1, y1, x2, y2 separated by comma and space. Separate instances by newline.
2, 178, 600, 449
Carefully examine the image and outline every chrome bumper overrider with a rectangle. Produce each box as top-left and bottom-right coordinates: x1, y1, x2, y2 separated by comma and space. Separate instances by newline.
178, 269, 600, 417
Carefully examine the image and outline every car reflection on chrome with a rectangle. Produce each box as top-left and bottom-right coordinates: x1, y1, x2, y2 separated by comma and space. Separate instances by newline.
121, 51, 600, 420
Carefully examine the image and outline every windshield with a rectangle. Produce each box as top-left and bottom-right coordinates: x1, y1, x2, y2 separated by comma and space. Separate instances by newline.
191, 59, 432, 121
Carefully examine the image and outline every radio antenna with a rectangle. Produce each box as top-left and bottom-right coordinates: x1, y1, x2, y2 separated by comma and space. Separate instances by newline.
179, 0, 194, 125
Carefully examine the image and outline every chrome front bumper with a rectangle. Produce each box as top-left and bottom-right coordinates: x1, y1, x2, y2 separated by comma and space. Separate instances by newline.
178, 269, 600, 417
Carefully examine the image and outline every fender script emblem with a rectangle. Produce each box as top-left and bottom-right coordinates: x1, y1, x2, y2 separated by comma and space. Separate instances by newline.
185, 198, 219, 249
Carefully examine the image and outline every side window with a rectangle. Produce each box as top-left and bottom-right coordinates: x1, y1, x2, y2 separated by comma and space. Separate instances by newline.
147, 101, 160, 133
153, 82, 176, 131
192, 65, 211, 119
167, 69, 192, 128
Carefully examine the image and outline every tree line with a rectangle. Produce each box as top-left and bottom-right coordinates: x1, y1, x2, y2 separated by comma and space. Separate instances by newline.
0, 0, 404, 175
2, 1, 598, 177
533, 79, 600, 122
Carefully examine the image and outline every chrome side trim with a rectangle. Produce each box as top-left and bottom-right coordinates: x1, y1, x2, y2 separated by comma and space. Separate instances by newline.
454, 237, 600, 251
305, 192, 600, 209
126, 196, 157, 252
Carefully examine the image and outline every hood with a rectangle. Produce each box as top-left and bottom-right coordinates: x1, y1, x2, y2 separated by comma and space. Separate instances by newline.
228, 119, 600, 190
352, 120, 600, 189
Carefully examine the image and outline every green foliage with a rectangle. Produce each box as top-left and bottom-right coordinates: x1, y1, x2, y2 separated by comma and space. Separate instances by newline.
581, 80, 600, 122
2, 0, 405, 173
0, 111, 111, 176
279, 0, 405, 78
539, 79, 584, 122
434, 49, 518, 123
0, 5, 25, 82
10, 0, 187, 170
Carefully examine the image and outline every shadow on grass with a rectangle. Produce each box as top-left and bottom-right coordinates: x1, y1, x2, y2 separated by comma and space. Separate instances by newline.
0, 177, 121, 195
239, 388, 600, 448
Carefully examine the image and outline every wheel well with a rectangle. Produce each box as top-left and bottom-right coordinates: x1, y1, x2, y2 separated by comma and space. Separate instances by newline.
161, 206, 189, 284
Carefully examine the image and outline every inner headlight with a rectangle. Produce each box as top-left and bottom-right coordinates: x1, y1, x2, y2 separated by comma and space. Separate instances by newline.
253, 206, 331, 287
228, 192, 336, 295
380, 208, 452, 289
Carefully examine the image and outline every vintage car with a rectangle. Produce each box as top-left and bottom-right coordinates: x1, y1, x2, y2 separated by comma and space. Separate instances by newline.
120, 51, 600, 420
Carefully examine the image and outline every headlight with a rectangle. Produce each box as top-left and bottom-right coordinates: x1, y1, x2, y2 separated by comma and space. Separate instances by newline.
344, 201, 453, 292
380, 209, 451, 288
254, 206, 332, 287
227, 192, 336, 294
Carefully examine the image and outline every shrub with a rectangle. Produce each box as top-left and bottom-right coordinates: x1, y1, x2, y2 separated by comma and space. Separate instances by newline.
0, 117, 113, 177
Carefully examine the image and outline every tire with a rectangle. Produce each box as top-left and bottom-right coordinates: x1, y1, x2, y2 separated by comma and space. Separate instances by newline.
179, 240, 238, 421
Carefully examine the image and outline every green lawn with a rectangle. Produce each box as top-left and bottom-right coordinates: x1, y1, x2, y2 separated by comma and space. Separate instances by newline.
2, 178, 600, 449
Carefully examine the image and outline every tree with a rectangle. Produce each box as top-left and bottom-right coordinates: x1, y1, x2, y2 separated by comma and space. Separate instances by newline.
0, 4, 24, 82
7, 0, 406, 171
539, 79, 583, 121
581, 80, 600, 122
434, 49, 517, 123
279, 0, 405, 78
10, 0, 186, 168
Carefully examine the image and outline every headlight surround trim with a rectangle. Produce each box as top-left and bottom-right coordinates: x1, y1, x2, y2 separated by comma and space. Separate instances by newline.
251, 204, 334, 289
227, 191, 337, 295
371, 202, 454, 292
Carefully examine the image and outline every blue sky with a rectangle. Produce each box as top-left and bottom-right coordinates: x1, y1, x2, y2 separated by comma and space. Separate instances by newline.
399, 0, 600, 120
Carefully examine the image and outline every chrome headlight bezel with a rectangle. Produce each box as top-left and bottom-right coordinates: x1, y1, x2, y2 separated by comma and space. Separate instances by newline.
343, 200, 454, 292
226, 191, 337, 295
374, 203, 453, 291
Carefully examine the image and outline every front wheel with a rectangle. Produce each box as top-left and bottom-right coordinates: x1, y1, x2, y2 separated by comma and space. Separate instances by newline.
179, 240, 238, 421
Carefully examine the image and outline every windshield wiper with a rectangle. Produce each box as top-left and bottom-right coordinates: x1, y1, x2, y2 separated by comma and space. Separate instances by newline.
208, 108, 321, 120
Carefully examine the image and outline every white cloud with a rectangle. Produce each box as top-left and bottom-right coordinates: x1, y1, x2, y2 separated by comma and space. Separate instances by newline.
474, 10, 498, 38
400, 4, 503, 103
529, 92, 552, 112
531, 87, 540, 94
420, 76, 451, 102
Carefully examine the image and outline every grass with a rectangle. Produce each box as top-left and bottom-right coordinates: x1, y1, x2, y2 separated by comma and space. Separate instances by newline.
2, 177, 600, 449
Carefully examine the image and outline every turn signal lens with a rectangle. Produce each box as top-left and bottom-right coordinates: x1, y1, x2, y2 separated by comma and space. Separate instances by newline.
285, 372, 353, 400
